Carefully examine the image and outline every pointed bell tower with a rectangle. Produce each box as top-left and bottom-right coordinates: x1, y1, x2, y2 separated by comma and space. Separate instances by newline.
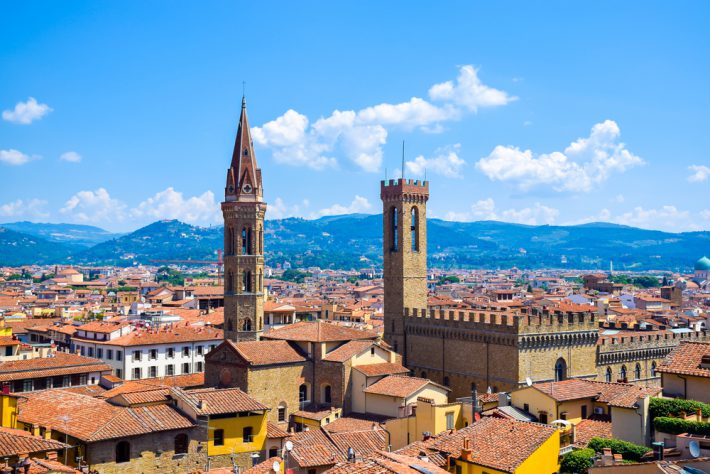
222, 96, 266, 341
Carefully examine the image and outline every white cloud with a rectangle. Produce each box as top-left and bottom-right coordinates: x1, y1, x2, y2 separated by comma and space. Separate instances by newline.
60, 188, 127, 224
0, 199, 49, 219
406, 144, 465, 179
568, 205, 710, 232
60, 151, 82, 163
2, 97, 52, 124
445, 198, 559, 225
688, 165, 710, 183
268, 197, 311, 220
0, 149, 33, 166
428, 65, 516, 111
313, 195, 373, 218
476, 120, 644, 192
130, 187, 221, 225
253, 65, 512, 173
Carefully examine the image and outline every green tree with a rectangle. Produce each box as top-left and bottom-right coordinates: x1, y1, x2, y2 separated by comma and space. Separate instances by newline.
280, 269, 312, 283
438, 275, 460, 284
156, 266, 185, 285
560, 448, 594, 473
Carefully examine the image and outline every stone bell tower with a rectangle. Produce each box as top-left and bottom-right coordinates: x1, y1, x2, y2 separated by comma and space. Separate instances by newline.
381, 178, 429, 361
222, 96, 266, 341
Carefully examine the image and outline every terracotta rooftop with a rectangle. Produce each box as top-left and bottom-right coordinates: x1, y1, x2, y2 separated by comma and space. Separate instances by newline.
322, 340, 375, 362
0, 352, 112, 383
173, 387, 269, 415
80, 325, 223, 346
353, 363, 409, 377
427, 417, 557, 473
574, 419, 613, 447
18, 390, 194, 442
0, 426, 68, 457
363, 375, 441, 398
532, 378, 659, 405
75, 321, 130, 333
262, 320, 378, 343
657, 341, 710, 378
227, 340, 307, 365
325, 451, 450, 474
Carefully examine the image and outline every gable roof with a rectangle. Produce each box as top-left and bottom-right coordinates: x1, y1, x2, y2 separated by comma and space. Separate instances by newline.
427, 417, 557, 473
215, 339, 307, 366
363, 375, 446, 398
531, 378, 659, 405
172, 387, 269, 415
322, 340, 376, 362
0, 352, 112, 382
262, 321, 378, 343
0, 426, 68, 457
353, 363, 409, 377
657, 341, 710, 378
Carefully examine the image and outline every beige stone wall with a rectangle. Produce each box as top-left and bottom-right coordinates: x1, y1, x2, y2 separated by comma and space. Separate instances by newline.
247, 364, 309, 426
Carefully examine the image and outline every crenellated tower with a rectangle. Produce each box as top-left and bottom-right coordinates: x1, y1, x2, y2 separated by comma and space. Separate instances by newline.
381, 178, 429, 361
222, 97, 266, 341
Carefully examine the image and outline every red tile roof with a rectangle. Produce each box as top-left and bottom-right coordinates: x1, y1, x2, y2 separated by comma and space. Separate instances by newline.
574, 419, 613, 447
262, 321, 377, 343
227, 340, 306, 366
0, 352, 112, 382
363, 375, 440, 398
322, 340, 375, 362
173, 387, 269, 415
0, 426, 68, 457
657, 341, 710, 378
427, 417, 557, 473
353, 363, 409, 377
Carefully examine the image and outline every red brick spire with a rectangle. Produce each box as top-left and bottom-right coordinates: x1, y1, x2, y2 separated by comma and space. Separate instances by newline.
225, 96, 262, 201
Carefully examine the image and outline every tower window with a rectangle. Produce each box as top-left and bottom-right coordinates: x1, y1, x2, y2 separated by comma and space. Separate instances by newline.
411, 207, 419, 252
554, 358, 567, 381
243, 270, 252, 292
390, 207, 398, 251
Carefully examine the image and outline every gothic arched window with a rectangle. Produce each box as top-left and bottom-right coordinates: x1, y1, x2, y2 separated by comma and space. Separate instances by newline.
241, 318, 252, 332
605, 367, 612, 382
390, 207, 398, 251
247, 227, 253, 254
634, 363, 641, 380
620, 365, 628, 381
227, 226, 234, 255
651, 361, 657, 377
243, 271, 252, 292
411, 207, 419, 252
241, 227, 247, 255
554, 358, 567, 382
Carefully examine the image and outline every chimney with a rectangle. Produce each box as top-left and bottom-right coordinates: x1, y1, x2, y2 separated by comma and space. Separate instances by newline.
460, 438, 473, 461
46, 451, 58, 461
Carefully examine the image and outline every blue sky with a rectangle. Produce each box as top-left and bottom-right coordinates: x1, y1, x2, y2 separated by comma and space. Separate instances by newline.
1, 1, 709, 232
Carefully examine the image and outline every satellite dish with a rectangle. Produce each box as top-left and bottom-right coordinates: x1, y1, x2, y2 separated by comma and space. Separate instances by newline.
272, 461, 281, 472
285, 440, 294, 452
525, 377, 533, 387
689, 440, 700, 458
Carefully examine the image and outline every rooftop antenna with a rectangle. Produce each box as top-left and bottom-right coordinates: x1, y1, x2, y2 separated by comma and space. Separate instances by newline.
401, 140, 405, 181
242, 80, 246, 99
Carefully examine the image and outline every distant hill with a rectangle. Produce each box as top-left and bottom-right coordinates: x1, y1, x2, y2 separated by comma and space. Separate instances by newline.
1, 221, 120, 247
0, 227, 76, 266
2, 215, 709, 271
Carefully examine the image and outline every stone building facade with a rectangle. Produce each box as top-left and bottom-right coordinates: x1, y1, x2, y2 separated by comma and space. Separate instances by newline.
383, 179, 710, 399
381, 178, 429, 358
222, 96, 266, 342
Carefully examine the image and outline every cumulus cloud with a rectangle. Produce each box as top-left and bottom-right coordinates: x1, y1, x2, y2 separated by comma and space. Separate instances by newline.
0, 199, 49, 219
428, 65, 516, 111
60, 151, 82, 163
253, 65, 512, 173
130, 187, 221, 225
406, 144, 465, 178
567, 205, 710, 232
688, 165, 710, 183
60, 188, 127, 224
444, 198, 559, 225
476, 120, 643, 192
313, 195, 373, 218
2, 97, 52, 124
0, 149, 33, 166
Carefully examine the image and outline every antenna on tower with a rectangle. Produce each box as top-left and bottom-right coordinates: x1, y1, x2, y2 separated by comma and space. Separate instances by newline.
242, 80, 246, 97
401, 141, 405, 180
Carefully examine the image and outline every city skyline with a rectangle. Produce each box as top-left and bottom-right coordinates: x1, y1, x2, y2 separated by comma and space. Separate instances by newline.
2, 2, 709, 232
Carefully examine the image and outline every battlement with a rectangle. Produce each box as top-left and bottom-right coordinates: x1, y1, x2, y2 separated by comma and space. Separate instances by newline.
380, 179, 429, 202
599, 327, 709, 348
403, 306, 598, 334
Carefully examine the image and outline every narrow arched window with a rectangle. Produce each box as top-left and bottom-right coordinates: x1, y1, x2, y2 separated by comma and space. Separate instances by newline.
243, 271, 251, 292
241, 228, 247, 255
554, 358, 567, 381
620, 365, 627, 382
247, 227, 253, 254
605, 367, 612, 382
299, 384, 309, 403
635, 363, 641, 380
390, 207, 398, 251
323, 384, 332, 404
242, 318, 252, 332
411, 207, 419, 252
651, 361, 657, 377
227, 226, 234, 255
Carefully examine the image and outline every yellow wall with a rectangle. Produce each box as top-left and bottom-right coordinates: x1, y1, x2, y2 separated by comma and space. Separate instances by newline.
208, 413, 267, 456
454, 429, 560, 474
385, 399, 465, 450
0, 394, 18, 428
292, 415, 324, 430
511, 387, 556, 422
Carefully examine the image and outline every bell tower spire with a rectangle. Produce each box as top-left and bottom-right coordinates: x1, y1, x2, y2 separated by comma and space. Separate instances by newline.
222, 96, 267, 341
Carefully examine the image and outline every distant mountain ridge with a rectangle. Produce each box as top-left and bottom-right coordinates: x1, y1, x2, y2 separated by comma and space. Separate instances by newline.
1, 215, 709, 271
1, 221, 121, 247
